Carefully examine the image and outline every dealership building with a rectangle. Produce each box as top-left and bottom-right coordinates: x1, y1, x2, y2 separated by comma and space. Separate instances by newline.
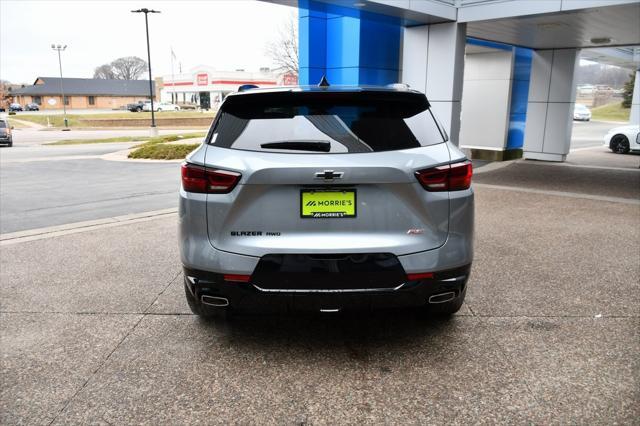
266, 0, 639, 162
160, 66, 296, 109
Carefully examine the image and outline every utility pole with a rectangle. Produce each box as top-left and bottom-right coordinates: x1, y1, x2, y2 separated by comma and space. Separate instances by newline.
131, 8, 160, 136
51, 44, 69, 130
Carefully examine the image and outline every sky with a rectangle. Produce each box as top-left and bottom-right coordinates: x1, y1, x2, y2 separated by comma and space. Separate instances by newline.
0, 0, 296, 84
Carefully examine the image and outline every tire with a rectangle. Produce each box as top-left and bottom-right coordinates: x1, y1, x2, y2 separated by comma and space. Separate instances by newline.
423, 286, 467, 317
184, 278, 230, 321
610, 135, 630, 154
157, 108, 162, 112
174, 107, 179, 111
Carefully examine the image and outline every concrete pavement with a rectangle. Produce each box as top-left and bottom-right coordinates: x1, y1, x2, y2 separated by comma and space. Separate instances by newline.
0, 129, 199, 233
1, 149, 639, 424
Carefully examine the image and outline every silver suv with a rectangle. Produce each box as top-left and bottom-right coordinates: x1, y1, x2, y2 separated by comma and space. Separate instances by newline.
179, 85, 474, 319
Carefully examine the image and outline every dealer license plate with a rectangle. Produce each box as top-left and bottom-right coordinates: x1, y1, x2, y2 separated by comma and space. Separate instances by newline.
300, 189, 356, 218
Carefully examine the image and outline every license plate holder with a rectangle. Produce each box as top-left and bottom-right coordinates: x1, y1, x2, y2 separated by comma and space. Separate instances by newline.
300, 189, 357, 219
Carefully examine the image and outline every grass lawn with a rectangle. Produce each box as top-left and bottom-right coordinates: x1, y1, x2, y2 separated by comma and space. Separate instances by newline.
128, 143, 200, 160
48, 132, 206, 146
15, 111, 216, 127
591, 102, 631, 122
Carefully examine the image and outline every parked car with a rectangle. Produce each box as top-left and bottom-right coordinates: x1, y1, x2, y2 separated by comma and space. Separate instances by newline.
142, 101, 180, 112
25, 103, 40, 111
179, 84, 474, 320
573, 104, 591, 121
8, 103, 23, 112
127, 101, 145, 112
0, 118, 14, 147
604, 124, 640, 154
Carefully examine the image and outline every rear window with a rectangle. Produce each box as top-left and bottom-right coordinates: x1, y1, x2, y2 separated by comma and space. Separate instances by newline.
209, 91, 447, 153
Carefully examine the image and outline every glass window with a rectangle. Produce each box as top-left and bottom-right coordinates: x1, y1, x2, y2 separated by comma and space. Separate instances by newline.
88, 96, 95, 105
63, 96, 69, 106
210, 91, 446, 154
33, 96, 42, 105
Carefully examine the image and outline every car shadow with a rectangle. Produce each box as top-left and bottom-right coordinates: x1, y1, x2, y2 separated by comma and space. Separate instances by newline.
192, 309, 471, 354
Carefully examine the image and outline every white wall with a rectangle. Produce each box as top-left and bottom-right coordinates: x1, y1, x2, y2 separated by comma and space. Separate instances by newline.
459, 50, 514, 150
401, 23, 466, 145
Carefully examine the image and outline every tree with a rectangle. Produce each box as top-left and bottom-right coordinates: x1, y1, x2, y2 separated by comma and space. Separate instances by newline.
111, 56, 148, 80
266, 13, 298, 79
93, 64, 116, 79
622, 72, 635, 108
93, 56, 148, 80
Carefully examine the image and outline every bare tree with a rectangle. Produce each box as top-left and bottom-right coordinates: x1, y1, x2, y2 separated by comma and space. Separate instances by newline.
93, 64, 117, 79
111, 56, 148, 80
93, 56, 148, 80
266, 13, 298, 78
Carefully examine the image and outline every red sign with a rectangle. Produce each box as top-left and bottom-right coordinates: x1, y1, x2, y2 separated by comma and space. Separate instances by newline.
282, 73, 298, 86
196, 73, 208, 86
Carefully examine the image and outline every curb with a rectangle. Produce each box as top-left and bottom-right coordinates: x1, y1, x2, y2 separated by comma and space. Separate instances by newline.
0, 208, 178, 246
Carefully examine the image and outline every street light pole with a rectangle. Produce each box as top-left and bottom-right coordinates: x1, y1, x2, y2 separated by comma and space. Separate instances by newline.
131, 8, 160, 135
51, 44, 69, 130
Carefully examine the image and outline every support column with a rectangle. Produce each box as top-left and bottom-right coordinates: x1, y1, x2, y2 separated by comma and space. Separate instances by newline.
401, 23, 466, 145
630, 70, 639, 125
298, 0, 401, 86
523, 49, 579, 162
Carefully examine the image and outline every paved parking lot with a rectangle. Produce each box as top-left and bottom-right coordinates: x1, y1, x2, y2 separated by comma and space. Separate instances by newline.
1, 146, 638, 424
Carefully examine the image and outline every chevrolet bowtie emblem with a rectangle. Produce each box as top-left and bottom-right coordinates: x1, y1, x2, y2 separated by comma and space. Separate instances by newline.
315, 170, 344, 180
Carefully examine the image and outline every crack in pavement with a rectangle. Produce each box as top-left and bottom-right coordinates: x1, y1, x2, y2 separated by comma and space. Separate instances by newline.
46, 269, 183, 426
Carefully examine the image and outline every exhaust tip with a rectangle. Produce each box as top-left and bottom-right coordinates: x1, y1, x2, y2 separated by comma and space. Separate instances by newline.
428, 291, 456, 304
201, 295, 229, 307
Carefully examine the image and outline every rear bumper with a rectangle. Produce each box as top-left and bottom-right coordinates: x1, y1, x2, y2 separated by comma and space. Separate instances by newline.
184, 264, 470, 313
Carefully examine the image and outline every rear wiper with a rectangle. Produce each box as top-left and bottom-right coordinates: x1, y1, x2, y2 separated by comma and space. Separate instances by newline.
260, 140, 331, 153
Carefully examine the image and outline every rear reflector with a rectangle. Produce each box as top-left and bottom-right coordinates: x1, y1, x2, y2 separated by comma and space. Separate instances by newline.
415, 160, 472, 191
181, 163, 241, 194
223, 274, 251, 283
407, 272, 434, 281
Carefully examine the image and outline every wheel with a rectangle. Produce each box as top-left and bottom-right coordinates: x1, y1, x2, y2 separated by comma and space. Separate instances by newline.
610, 135, 630, 154
157, 108, 162, 112
174, 107, 179, 111
423, 286, 467, 317
184, 278, 230, 321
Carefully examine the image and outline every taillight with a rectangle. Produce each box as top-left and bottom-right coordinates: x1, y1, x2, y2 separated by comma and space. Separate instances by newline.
181, 163, 241, 194
415, 160, 472, 191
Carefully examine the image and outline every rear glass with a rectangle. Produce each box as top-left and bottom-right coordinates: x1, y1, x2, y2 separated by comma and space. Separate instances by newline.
209, 91, 447, 153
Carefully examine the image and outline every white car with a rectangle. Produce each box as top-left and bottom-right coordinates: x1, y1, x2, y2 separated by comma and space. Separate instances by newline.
142, 102, 180, 112
604, 125, 640, 154
573, 104, 591, 121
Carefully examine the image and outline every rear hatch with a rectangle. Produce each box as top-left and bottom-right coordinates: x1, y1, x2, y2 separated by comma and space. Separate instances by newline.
201, 89, 452, 257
